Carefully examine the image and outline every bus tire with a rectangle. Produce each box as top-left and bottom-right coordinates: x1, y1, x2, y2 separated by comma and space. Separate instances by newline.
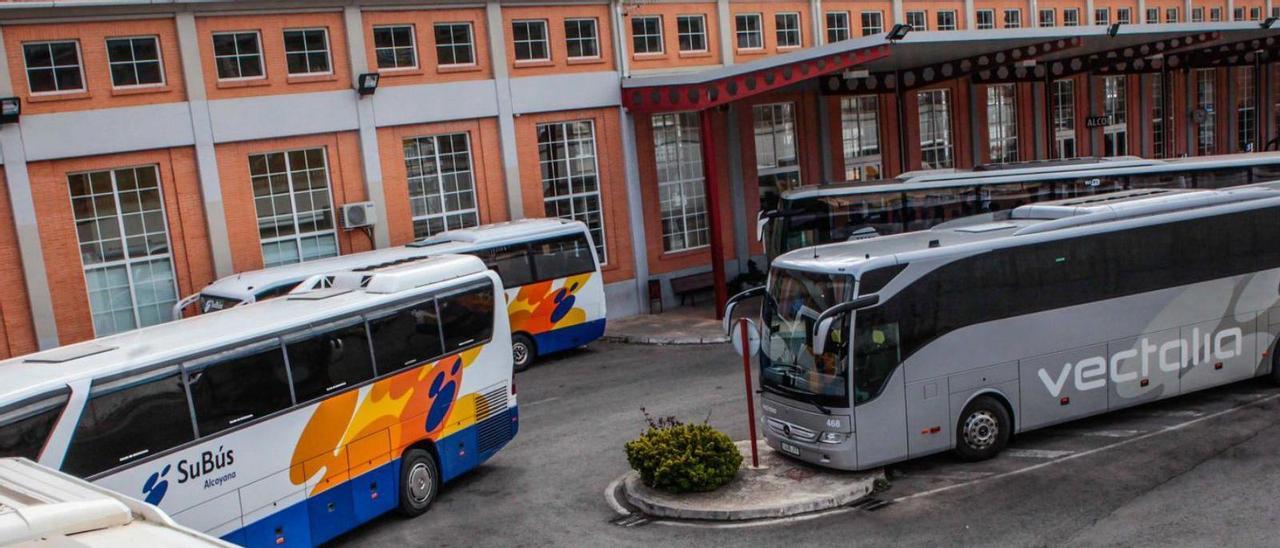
1271, 347, 1280, 386
399, 448, 439, 517
512, 334, 536, 373
954, 396, 1011, 462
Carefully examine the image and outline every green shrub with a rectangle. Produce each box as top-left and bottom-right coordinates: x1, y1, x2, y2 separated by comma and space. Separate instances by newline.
624, 413, 742, 494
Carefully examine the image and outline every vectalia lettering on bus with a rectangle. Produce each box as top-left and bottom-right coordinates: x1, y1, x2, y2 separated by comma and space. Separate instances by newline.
1038, 327, 1243, 398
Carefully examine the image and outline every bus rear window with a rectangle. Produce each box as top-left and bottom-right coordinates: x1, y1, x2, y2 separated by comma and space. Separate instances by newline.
368, 299, 445, 374
531, 234, 596, 281
438, 282, 495, 352
63, 369, 195, 477
0, 393, 68, 461
474, 244, 536, 288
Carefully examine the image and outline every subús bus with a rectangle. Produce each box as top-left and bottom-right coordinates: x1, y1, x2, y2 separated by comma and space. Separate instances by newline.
763, 152, 1280, 263
177, 219, 606, 371
0, 255, 518, 546
726, 185, 1280, 469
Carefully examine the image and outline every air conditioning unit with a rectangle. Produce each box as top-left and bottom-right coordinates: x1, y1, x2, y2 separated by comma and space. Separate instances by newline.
341, 202, 377, 229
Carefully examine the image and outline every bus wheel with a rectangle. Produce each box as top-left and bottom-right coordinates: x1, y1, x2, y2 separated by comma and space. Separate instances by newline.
1271, 348, 1280, 386
399, 448, 439, 517
512, 335, 536, 373
955, 396, 1011, 462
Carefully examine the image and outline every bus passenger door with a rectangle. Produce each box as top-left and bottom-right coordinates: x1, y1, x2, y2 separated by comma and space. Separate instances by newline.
852, 321, 908, 468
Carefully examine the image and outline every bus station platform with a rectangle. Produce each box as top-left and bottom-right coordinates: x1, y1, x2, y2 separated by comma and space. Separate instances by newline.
602, 301, 761, 346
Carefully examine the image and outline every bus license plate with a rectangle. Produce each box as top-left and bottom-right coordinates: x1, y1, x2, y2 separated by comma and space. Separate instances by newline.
780, 441, 800, 456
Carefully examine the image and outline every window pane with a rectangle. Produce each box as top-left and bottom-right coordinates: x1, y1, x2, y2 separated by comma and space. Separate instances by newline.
286, 321, 376, 402
0, 396, 67, 461
438, 282, 495, 352
475, 244, 536, 287
187, 345, 293, 436
368, 299, 444, 374
62, 372, 194, 477
531, 234, 596, 281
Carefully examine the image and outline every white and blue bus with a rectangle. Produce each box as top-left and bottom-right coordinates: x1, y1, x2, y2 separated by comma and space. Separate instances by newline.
729, 185, 1280, 470
0, 255, 517, 546
178, 219, 606, 371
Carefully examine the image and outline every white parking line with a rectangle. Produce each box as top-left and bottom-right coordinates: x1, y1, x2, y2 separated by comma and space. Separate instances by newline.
1005, 448, 1075, 459
1079, 429, 1143, 438
1143, 410, 1205, 418
524, 396, 561, 407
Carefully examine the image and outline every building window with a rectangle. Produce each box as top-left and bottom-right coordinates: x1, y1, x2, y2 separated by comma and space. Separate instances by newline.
753, 103, 801, 210
212, 32, 264, 80
1054, 79, 1076, 158
1196, 68, 1215, 155
1236, 68, 1256, 152
1252, 7, 1263, 20
987, 84, 1018, 163
906, 11, 927, 30
1095, 9, 1110, 25
652, 112, 708, 252
841, 96, 881, 181
1064, 9, 1080, 26
373, 25, 417, 70
538, 121, 607, 262
826, 12, 851, 42
862, 11, 885, 35
1151, 74, 1165, 158
1273, 7, 1280, 18
1117, 8, 1132, 24
434, 23, 475, 66
937, 11, 958, 30
977, 9, 995, 29
918, 89, 954, 169
1004, 9, 1022, 28
1234, 7, 1245, 21
250, 149, 339, 268
512, 20, 550, 61
404, 133, 479, 239
24, 41, 84, 93
776, 13, 802, 47
632, 15, 664, 54
69, 166, 178, 336
565, 18, 599, 59
736, 14, 764, 49
1165, 8, 1178, 23
1146, 8, 1159, 23
1211, 8, 1223, 21
283, 29, 331, 75
1191, 7, 1205, 22
1103, 75, 1128, 156
1039, 9, 1056, 27
678, 15, 708, 52
106, 37, 163, 88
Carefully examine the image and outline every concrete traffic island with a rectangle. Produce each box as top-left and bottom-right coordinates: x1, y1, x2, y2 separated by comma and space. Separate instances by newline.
619, 441, 883, 521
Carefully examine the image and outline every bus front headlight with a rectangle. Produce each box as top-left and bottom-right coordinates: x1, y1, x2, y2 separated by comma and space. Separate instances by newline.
819, 431, 847, 444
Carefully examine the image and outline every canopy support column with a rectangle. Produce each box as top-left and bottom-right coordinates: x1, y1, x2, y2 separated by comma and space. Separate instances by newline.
700, 108, 729, 319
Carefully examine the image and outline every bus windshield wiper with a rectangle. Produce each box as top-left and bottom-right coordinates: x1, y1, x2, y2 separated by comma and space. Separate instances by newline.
762, 383, 832, 415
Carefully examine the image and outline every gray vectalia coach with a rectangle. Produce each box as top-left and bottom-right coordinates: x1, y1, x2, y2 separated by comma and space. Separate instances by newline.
724, 183, 1280, 471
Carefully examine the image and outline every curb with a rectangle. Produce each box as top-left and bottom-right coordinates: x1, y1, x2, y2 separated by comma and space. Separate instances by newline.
601, 334, 730, 345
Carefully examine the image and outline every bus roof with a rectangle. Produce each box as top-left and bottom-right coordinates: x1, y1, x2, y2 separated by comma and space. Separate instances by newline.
0, 458, 229, 546
199, 218, 583, 300
780, 152, 1280, 202
773, 186, 1280, 278
0, 255, 489, 405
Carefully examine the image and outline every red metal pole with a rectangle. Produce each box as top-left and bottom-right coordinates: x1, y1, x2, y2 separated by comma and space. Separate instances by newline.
740, 318, 760, 468
699, 108, 728, 320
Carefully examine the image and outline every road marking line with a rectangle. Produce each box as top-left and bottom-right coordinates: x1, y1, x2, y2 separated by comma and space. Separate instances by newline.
897, 471, 996, 481
1079, 429, 1143, 438
1005, 448, 1074, 459
1143, 410, 1205, 418
525, 396, 561, 407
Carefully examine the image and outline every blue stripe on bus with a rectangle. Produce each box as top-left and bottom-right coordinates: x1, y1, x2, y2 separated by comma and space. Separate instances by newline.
224, 405, 518, 547
532, 318, 606, 356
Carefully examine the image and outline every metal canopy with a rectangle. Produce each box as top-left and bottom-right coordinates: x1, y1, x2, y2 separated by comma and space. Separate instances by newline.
1098, 32, 1280, 73
970, 31, 1219, 83
822, 36, 1082, 94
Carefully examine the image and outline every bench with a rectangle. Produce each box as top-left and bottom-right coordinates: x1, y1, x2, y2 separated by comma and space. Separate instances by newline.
670, 271, 716, 306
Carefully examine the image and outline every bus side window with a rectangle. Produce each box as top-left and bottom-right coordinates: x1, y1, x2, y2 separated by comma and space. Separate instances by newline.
1251, 164, 1280, 183
186, 343, 293, 437
438, 282, 496, 352
1194, 168, 1250, 189
531, 235, 595, 282
62, 368, 195, 477
0, 392, 69, 461
853, 320, 901, 404
285, 320, 376, 403
254, 282, 302, 302
475, 245, 535, 288
367, 299, 445, 375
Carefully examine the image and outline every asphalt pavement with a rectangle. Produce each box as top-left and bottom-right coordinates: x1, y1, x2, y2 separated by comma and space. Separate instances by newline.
333, 341, 1280, 548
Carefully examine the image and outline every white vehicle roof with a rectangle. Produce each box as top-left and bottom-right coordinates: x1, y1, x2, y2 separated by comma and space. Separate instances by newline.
0, 255, 490, 405
199, 218, 584, 301
0, 458, 231, 546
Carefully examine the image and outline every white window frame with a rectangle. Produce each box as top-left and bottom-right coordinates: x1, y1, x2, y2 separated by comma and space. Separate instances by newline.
1039, 9, 1056, 27
1151, 73, 1165, 158
1191, 7, 1205, 22
1117, 8, 1132, 24
1054, 79, 1076, 159
976, 9, 995, 29
840, 95, 882, 181
23, 40, 86, 95
1165, 8, 1178, 23
906, 10, 928, 31
565, 17, 601, 59
1196, 68, 1216, 155
282, 27, 332, 76
434, 22, 476, 67
1211, 8, 1223, 21
987, 84, 1019, 163
404, 133, 480, 238
1234, 7, 1245, 21
250, 148, 340, 268
861, 11, 885, 35
1251, 7, 1262, 20
373, 24, 418, 71
538, 120, 608, 263
1236, 67, 1256, 152
776, 12, 802, 48
677, 14, 709, 52
631, 15, 665, 55
1004, 9, 1022, 28
1146, 8, 1159, 23
105, 36, 165, 89
1063, 9, 1080, 26
736, 13, 764, 50
937, 10, 958, 30
512, 19, 551, 62
1095, 8, 1110, 25
918, 88, 955, 169
826, 11, 851, 42
653, 112, 709, 252
1103, 75, 1128, 157
212, 31, 265, 81
753, 102, 802, 209
69, 165, 179, 336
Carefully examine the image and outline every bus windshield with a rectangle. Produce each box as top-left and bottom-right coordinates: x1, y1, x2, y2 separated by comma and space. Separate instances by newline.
761, 268, 854, 408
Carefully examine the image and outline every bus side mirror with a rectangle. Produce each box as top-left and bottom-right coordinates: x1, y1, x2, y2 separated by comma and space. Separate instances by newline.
809, 294, 880, 355
812, 316, 838, 356
723, 286, 766, 335
756, 210, 774, 242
